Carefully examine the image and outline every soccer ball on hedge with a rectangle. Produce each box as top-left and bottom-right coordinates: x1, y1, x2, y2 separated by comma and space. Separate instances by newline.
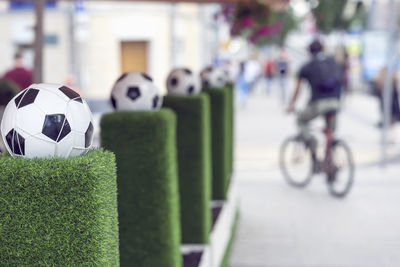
166, 68, 201, 96
110, 72, 162, 111
221, 64, 235, 84
200, 66, 226, 89
0, 83, 94, 158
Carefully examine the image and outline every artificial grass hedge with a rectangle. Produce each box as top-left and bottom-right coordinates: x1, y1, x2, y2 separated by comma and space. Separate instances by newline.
100, 109, 182, 267
163, 93, 212, 244
203, 87, 230, 200
0, 149, 119, 266
225, 83, 235, 178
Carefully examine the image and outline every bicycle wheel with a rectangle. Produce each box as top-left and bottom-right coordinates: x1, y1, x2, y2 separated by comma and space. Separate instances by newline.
327, 140, 354, 197
280, 136, 313, 187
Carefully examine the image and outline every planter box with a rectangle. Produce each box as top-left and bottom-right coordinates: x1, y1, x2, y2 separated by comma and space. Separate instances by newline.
101, 109, 182, 267
182, 244, 211, 267
225, 83, 235, 179
163, 94, 212, 244
209, 177, 239, 267
0, 150, 119, 266
182, 177, 239, 267
203, 88, 230, 200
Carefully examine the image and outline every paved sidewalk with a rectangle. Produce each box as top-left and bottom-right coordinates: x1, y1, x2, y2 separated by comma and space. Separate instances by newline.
230, 88, 400, 267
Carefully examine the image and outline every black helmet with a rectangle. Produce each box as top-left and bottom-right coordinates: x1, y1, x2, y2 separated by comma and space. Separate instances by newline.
309, 40, 323, 55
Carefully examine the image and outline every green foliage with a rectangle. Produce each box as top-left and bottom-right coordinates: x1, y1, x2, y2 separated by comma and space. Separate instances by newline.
309, 0, 367, 33
0, 78, 19, 105
203, 88, 230, 200
272, 8, 299, 46
311, 0, 348, 33
163, 94, 212, 244
0, 150, 119, 266
347, 1, 367, 31
100, 109, 182, 267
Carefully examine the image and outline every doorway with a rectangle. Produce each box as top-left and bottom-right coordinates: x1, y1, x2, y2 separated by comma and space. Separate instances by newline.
120, 41, 149, 74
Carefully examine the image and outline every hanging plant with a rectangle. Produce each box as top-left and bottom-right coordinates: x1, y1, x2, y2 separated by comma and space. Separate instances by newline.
218, 0, 298, 47
251, 8, 298, 46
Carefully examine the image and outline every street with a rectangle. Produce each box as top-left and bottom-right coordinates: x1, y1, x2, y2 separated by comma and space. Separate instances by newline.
230, 83, 400, 267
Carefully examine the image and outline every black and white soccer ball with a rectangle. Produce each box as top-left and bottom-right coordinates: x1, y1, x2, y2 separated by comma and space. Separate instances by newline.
0, 83, 94, 158
166, 68, 201, 96
110, 72, 162, 111
200, 66, 226, 89
221, 64, 236, 83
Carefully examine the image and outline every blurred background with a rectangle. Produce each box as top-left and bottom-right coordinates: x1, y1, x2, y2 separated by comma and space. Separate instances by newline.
2, 0, 400, 266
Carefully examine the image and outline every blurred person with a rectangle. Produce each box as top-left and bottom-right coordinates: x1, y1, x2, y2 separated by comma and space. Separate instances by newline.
374, 67, 400, 138
276, 48, 289, 104
245, 58, 262, 93
334, 44, 350, 94
264, 57, 275, 95
286, 39, 342, 162
3, 51, 33, 91
237, 61, 250, 107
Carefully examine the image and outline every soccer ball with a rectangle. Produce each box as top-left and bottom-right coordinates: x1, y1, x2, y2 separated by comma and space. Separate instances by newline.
166, 68, 201, 96
110, 72, 162, 111
220, 64, 236, 83
200, 66, 226, 89
0, 83, 94, 158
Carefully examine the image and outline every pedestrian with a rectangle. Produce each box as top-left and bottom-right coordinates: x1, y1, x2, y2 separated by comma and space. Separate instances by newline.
245, 58, 261, 94
276, 48, 289, 105
264, 57, 275, 95
334, 44, 350, 95
236, 61, 250, 107
374, 67, 400, 140
3, 51, 33, 91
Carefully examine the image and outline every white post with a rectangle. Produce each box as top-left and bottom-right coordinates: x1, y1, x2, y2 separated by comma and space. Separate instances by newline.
199, 4, 209, 66
33, 0, 45, 83
170, 3, 178, 68
68, 3, 77, 86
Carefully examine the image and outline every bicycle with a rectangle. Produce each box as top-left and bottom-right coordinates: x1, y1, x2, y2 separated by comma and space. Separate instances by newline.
279, 111, 355, 198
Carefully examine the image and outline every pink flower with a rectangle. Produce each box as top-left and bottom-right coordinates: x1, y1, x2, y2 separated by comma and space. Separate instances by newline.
249, 34, 259, 43
270, 23, 282, 34
249, 22, 283, 43
230, 21, 241, 36
256, 23, 282, 36
241, 16, 256, 28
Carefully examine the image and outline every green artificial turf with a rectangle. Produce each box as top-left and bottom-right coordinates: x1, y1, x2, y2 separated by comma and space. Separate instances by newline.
203, 88, 230, 200
224, 83, 235, 179
100, 109, 182, 267
0, 149, 119, 266
163, 93, 212, 244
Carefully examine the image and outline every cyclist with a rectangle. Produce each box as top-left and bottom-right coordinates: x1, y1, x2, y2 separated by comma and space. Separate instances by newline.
286, 40, 342, 169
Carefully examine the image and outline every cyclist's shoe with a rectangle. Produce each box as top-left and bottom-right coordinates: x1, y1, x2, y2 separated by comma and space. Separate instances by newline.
327, 173, 337, 184
312, 161, 322, 174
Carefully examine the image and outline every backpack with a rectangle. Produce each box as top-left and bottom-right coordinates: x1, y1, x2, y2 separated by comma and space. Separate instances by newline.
311, 56, 342, 100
